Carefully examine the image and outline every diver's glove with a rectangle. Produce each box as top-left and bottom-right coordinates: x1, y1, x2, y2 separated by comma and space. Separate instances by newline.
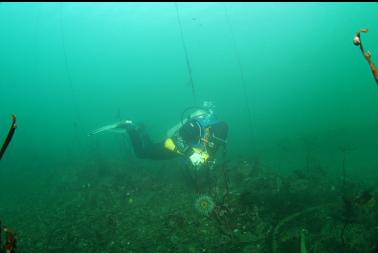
189, 152, 206, 170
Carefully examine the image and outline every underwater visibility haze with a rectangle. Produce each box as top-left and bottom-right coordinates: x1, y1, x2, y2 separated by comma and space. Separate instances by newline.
1, 2, 378, 253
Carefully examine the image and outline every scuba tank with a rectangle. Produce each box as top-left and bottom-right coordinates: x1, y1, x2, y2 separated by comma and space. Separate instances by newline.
180, 101, 215, 125
166, 101, 216, 138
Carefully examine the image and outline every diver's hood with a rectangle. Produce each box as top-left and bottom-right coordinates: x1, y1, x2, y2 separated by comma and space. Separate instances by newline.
166, 109, 210, 137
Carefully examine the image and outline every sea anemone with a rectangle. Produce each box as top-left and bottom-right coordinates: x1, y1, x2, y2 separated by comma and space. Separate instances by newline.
194, 195, 215, 216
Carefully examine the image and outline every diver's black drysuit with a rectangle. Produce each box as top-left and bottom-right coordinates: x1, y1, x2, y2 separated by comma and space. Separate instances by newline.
126, 125, 178, 160
125, 120, 228, 162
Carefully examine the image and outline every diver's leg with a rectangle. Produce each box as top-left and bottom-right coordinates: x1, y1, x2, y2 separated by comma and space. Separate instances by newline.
126, 126, 178, 160
126, 125, 151, 159
146, 142, 180, 160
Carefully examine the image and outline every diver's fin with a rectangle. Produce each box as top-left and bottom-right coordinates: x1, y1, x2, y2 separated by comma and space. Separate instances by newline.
88, 120, 133, 136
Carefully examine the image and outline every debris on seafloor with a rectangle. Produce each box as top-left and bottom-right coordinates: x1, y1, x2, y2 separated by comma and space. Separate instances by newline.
5, 157, 378, 252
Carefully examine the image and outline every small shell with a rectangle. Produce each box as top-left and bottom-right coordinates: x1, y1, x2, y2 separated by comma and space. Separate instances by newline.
353, 36, 361, 46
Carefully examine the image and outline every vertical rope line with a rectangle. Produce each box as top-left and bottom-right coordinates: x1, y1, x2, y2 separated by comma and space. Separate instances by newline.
59, 3, 82, 146
224, 4, 254, 142
59, 4, 77, 106
175, 2, 197, 105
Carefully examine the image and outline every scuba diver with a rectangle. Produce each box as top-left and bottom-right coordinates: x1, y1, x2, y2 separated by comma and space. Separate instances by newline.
89, 102, 228, 170
354, 29, 378, 85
